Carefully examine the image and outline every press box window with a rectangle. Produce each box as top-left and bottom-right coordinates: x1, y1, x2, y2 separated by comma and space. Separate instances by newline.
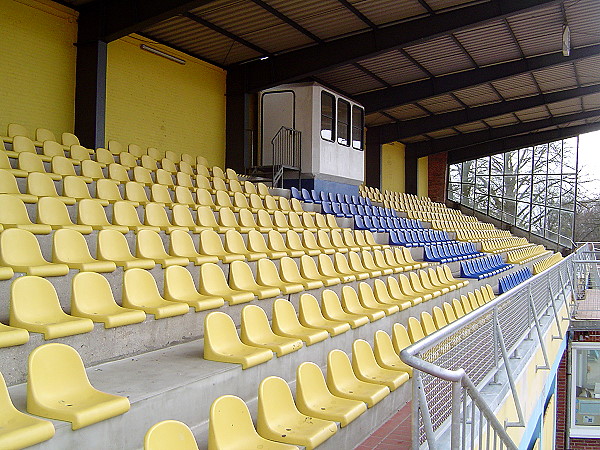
352, 105, 364, 150
571, 345, 600, 437
337, 99, 350, 146
320, 92, 335, 141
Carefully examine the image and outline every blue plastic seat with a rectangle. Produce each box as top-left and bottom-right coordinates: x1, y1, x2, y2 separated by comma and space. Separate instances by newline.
330, 202, 345, 218
321, 201, 334, 215
356, 205, 366, 216
354, 216, 371, 231
290, 186, 302, 201
349, 204, 359, 216
311, 190, 322, 204
302, 188, 314, 203
336, 193, 345, 204
351, 195, 359, 205
344, 194, 352, 204
328, 192, 336, 203
340, 203, 353, 218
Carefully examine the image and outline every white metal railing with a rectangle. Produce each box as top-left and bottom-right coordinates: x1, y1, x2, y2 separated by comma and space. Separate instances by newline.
400, 245, 584, 449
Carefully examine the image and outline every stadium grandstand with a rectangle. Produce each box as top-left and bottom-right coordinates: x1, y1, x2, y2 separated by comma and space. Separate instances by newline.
0, 0, 599, 449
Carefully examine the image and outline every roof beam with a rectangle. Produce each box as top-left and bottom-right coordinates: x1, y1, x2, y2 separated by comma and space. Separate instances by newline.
411, 109, 600, 156
371, 83, 600, 142
357, 43, 600, 113
236, 0, 561, 92
447, 121, 600, 164
77, 0, 219, 44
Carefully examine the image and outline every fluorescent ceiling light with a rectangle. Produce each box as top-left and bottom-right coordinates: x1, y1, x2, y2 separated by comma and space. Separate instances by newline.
140, 44, 186, 65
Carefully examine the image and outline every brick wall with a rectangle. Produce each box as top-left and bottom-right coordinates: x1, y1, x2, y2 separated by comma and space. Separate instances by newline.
427, 151, 447, 203
556, 332, 600, 449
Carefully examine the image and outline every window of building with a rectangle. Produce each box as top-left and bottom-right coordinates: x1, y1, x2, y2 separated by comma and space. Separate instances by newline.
352, 105, 364, 150
337, 99, 350, 146
320, 91, 335, 141
571, 344, 600, 437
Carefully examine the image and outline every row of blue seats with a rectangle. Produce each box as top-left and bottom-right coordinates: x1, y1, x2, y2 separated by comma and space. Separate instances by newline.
423, 242, 484, 263
353, 215, 424, 233
460, 255, 513, 280
388, 229, 450, 247
291, 187, 372, 207
498, 267, 532, 294
320, 201, 397, 220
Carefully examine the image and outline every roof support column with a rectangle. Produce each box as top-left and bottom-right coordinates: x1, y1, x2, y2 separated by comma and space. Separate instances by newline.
74, 40, 107, 150
405, 146, 418, 195
365, 127, 382, 189
427, 151, 448, 203
226, 70, 252, 173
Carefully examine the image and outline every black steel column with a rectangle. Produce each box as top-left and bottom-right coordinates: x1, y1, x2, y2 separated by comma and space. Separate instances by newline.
74, 40, 107, 150
365, 127, 382, 189
405, 146, 418, 194
226, 70, 252, 173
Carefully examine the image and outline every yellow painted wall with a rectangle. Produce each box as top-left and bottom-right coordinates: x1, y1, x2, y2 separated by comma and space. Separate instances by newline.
542, 394, 555, 450
417, 156, 428, 198
105, 36, 227, 167
381, 141, 405, 193
0, 0, 77, 136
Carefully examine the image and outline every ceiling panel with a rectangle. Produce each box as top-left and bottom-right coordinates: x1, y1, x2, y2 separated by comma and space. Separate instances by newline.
454, 20, 522, 67
418, 94, 464, 114
575, 55, 600, 87
514, 106, 550, 122
454, 121, 489, 133
318, 64, 385, 94
491, 73, 540, 99
425, 0, 484, 13
358, 50, 429, 86
547, 99, 582, 116
582, 93, 600, 110
533, 63, 579, 92
484, 113, 520, 127
426, 128, 459, 139
385, 104, 429, 120
404, 35, 475, 76
565, 0, 600, 48
402, 135, 429, 143
350, 0, 428, 26
365, 113, 394, 127
454, 83, 502, 106
506, 4, 563, 57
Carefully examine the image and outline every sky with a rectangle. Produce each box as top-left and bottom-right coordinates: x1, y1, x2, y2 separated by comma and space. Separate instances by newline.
577, 130, 600, 198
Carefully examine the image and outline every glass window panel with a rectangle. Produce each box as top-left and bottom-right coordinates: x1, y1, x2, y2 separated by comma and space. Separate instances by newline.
461, 183, 474, 207
448, 183, 460, 201
534, 144, 548, 174
475, 192, 488, 213
519, 147, 533, 173
490, 176, 503, 197
562, 175, 576, 210
546, 176, 561, 207
489, 199, 502, 219
462, 160, 475, 183
476, 157, 490, 175
449, 164, 462, 183
562, 137, 577, 173
337, 99, 350, 146
532, 175, 546, 205
491, 153, 504, 175
476, 175, 489, 193
560, 210, 574, 241
504, 150, 519, 174
547, 140, 563, 174
503, 199, 516, 224
351, 105, 364, 150
516, 175, 531, 202
320, 92, 335, 141
574, 348, 600, 426
504, 175, 517, 199
545, 208, 559, 240
531, 205, 545, 235
516, 202, 531, 230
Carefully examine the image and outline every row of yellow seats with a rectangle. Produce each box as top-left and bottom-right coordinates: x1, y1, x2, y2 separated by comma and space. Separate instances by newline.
532, 252, 564, 275
406, 210, 477, 223
455, 228, 512, 242
0, 343, 129, 449
430, 219, 495, 232
384, 199, 449, 214
480, 236, 531, 253
204, 269, 467, 369
106, 139, 210, 167
506, 245, 551, 264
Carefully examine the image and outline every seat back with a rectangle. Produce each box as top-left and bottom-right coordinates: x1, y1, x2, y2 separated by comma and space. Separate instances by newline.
128, 144, 145, 158
156, 169, 174, 186
327, 349, 360, 387
37, 196, 74, 227
248, 230, 270, 253
96, 179, 124, 203
107, 140, 124, 155
1, 228, 47, 266
97, 229, 135, 260
150, 184, 173, 204
443, 302, 458, 322
238, 208, 258, 228
172, 204, 196, 227
169, 230, 200, 258
71, 271, 118, 313
160, 158, 177, 173
63, 176, 92, 200
256, 258, 283, 286
420, 312, 437, 336
123, 268, 164, 304
392, 323, 412, 355
224, 229, 249, 254
53, 229, 94, 263
19, 152, 49, 175
62, 133, 80, 147
11, 276, 68, 326
164, 265, 200, 303
198, 229, 227, 255
113, 201, 144, 227
80, 160, 105, 179
432, 306, 448, 329
407, 316, 425, 343
77, 199, 111, 227
44, 141, 66, 159
108, 163, 130, 183
27, 172, 59, 197
13, 135, 37, 154
218, 207, 238, 228
147, 147, 164, 160
145, 420, 199, 450
0, 169, 22, 195
137, 229, 169, 259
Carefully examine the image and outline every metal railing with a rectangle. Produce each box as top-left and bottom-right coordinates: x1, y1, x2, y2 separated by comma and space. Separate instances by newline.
401, 245, 581, 449
270, 126, 301, 188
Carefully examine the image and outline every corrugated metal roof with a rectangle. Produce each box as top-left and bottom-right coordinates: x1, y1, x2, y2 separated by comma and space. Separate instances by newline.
454, 20, 522, 67
418, 94, 464, 114
402, 135, 430, 143
454, 121, 490, 133
491, 73, 540, 100
385, 104, 430, 120
350, 0, 428, 26
425, 0, 484, 13
454, 83, 501, 106
484, 114, 520, 127
547, 98, 583, 116
582, 93, 600, 110
506, 4, 563, 57
533, 64, 579, 93
357, 50, 429, 86
404, 35, 475, 76
575, 55, 600, 86
565, 0, 600, 48
514, 106, 550, 122
426, 128, 459, 139
365, 113, 394, 127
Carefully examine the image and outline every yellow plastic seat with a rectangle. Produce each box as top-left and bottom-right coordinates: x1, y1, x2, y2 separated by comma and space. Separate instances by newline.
97, 229, 156, 269
382, 277, 418, 309
299, 254, 340, 286
107, 163, 131, 183
0, 229, 69, 276
418, 271, 443, 298
136, 229, 189, 267
287, 212, 308, 231
0, 371, 55, 448
199, 263, 256, 304
150, 184, 175, 206
432, 306, 448, 329
335, 252, 369, 280
341, 230, 361, 252
460, 295, 473, 314
407, 316, 426, 343
96, 179, 127, 204
209, 396, 299, 450
195, 175, 213, 193
384, 248, 407, 272
392, 323, 413, 357
357, 282, 399, 315
272, 211, 292, 231
256, 258, 304, 295
373, 330, 412, 375
122, 268, 190, 318
266, 230, 300, 257
36, 128, 58, 145
104, 143, 121, 158
148, 147, 164, 160
13, 135, 45, 158
321, 289, 369, 328
258, 184, 271, 198
27, 343, 130, 429
420, 311, 438, 336
0, 195, 51, 234
163, 152, 180, 165
145, 202, 185, 233
204, 312, 273, 369
164, 265, 224, 311
145, 420, 199, 450
174, 186, 195, 206
196, 205, 228, 232
352, 339, 409, 391
10, 276, 93, 339
250, 195, 268, 213
257, 376, 337, 450
77, 199, 129, 233
443, 302, 458, 323
0, 169, 37, 202
0, 320, 29, 348
80, 159, 105, 180
340, 285, 385, 322
215, 190, 235, 211
62, 132, 81, 147
318, 253, 355, 283
178, 161, 195, 177
113, 201, 160, 232
17, 153, 59, 181
27, 172, 75, 204
198, 229, 245, 263
373, 250, 399, 274
303, 230, 333, 254
444, 265, 468, 288
354, 230, 375, 251
239, 208, 268, 232
37, 196, 92, 233
229, 260, 281, 299
217, 207, 249, 232
452, 298, 466, 318
133, 166, 154, 186
156, 168, 175, 187
241, 305, 303, 356
52, 156, 91, 182
286, 229, 317, 255
0, 153, 27, 178
296, 361, 366, 428
271, 299, 329, 346
330, 230, 350, 252
360, 251, 390, 277
224, 229, 266, 260
232, 192, 254, 212
256, 209, 280, 231
317, 230, 342, 253
243, 181, 261, 197
172, 204, 204, 232
169, 229, 219, 264
69, 145, 91, 162
118, 151, 137, 168
299, 294, 351, 336
349, 251, 382, 278
326, 349, 390, 408
71, 272, 146, 328
62, 175, 100, 204
280, 257, 324, 290
52, 229, 116, 272
128, 144, 146, 158
406, 272, 434, 301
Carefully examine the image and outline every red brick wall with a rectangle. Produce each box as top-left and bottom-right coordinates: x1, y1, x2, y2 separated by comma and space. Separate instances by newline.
556, 332, 600, 449
427, 151, 447, 203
